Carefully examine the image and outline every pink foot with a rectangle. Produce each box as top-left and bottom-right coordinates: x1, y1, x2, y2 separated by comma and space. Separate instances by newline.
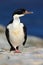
15, 50, 21, 53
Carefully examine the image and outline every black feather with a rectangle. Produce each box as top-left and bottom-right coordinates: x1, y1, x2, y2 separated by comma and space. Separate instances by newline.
23, 25, 27, 46
12, 8, 26, 16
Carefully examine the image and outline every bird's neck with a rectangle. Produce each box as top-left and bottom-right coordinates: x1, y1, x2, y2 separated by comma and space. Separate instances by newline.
13, 16, 20, 24
12, 16, 21, 28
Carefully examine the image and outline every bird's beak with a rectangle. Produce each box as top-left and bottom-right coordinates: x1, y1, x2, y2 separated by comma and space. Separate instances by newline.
25, 10, 33, 14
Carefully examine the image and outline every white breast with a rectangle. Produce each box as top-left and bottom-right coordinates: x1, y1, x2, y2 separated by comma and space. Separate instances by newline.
7, 23, 25, 48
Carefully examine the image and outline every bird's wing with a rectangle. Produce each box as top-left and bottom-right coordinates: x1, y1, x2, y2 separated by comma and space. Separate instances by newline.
23, 25, 27, 46
5, 28, 15, 51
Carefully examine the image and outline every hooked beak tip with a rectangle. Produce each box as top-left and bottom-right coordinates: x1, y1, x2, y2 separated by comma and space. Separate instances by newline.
25, 11, 34, 14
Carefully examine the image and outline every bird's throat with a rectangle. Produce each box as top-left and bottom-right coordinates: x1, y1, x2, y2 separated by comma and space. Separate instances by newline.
13, 17, 20, 26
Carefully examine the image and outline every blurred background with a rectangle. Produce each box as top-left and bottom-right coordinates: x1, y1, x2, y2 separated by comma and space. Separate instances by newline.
0, 0, 43, 38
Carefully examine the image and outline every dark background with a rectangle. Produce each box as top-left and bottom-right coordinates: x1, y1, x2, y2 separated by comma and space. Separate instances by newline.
0, 0, 43, 38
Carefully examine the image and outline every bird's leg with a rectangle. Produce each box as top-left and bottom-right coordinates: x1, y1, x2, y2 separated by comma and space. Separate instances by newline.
15, 46, 21, 53
10, 47, 15, 51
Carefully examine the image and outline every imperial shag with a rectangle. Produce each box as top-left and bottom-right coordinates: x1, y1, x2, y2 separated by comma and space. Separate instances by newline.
5, 8, 33, 53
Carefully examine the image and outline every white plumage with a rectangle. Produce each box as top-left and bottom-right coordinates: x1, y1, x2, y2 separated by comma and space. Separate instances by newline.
7, 18, 25, 48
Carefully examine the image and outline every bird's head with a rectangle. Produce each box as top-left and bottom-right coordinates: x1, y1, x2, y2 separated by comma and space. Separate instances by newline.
12, 8, 33, 18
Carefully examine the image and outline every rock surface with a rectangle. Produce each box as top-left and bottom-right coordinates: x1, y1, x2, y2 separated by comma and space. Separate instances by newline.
0, 47, 43, 65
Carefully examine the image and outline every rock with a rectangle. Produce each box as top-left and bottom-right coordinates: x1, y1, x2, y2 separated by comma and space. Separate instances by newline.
0, 25, 5, 33
25, 36, 43, 48
0, 47, 43, 65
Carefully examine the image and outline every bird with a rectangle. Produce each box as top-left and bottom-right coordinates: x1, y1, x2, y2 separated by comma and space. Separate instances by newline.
5, 8, 33, 53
